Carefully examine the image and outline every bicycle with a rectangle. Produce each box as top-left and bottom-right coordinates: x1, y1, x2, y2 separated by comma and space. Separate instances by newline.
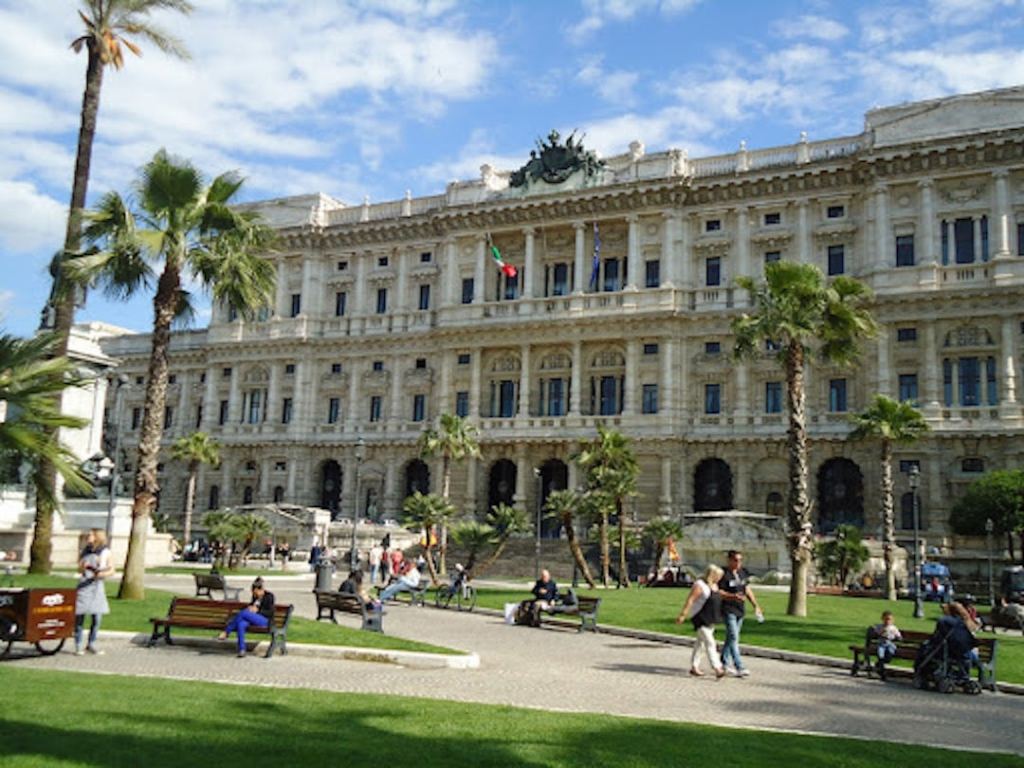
434, 575, 477, 612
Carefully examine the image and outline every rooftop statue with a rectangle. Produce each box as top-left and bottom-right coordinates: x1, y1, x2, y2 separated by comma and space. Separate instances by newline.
509, 129, 604, 187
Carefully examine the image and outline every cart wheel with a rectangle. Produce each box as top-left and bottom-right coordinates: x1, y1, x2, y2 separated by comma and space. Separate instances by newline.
34, 638, 66, 656
936, 677, 953, 694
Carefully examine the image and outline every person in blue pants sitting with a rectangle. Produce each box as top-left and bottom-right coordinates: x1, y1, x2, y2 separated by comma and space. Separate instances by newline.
218, 577, 275, 657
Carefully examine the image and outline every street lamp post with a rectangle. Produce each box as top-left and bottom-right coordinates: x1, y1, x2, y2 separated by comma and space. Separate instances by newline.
985, 517, 995, 608
350, 436, 366, 571
909, 465, 924, 619
533, 467, 542, 578
104, 374, 129, 539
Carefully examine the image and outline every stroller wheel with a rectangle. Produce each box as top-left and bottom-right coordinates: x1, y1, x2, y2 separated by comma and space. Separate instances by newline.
964, 680, 982, 696
936, 678, 954, 694
913, 672, 929, 690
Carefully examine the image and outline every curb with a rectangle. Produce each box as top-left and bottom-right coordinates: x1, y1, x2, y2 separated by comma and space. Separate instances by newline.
471, 607, 1024, 695
101, 630, 479, 670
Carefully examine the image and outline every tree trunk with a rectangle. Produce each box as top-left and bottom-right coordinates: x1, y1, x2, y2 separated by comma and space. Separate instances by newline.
652, 544, 665, 577
421, 529, 441, 587
599, 512, 610, 587
183, 461, 198, 546
617, 501, 629, 588
1007, 531, 1015, 564
784, 342, 812, 617
29, 49, 105, 575
880, 440, 896, 600
118, 264, 180, 599
472, 536, 511, 579
439, 455, 450, 576
564, 513, 596, 588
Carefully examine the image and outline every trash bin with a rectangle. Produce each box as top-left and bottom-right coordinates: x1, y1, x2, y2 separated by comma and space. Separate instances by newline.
314, 561, 334, 593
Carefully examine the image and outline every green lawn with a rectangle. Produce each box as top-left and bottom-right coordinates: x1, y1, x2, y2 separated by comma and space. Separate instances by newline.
9, 575, 460, 655
1, 668, 1019, 768
475, 587, 1024, 684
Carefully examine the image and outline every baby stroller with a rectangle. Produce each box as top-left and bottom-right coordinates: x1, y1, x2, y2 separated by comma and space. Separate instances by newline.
913, 615, 982, 695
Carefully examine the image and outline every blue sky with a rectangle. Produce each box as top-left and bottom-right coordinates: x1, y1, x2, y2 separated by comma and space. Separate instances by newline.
2, 0, 1023, 337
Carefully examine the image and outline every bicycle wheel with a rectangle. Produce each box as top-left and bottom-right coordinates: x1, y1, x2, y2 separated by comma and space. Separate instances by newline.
35, 638, 66, 656
434, 586, 452, 609
457, 585, 477, 612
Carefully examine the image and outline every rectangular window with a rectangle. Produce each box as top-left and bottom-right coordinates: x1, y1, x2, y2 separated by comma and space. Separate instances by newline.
705, 256, 721, 286
895, 234, 915, 267
764, 212, 781, 225
377, 256, 389, 267
981, 215, 989, 261
163, 406, 174, 430
330, 363, 342, 374
335, 291, 347, 317
247, 391, 262, 424
705, 341, 721, 355
764, 251, 781, 265
499, 380, 516, 417
943, 358, 953, 406
987, 356, 997, 405
954, 217, 975, 264
420, 251, 432, 263
131, 407, 141, 430
376, 288, 387, 314
962, 458, 985, 473
412, 394, 426, 422
135, 375, 144, 385
337, 260, 348, 272
461, 278, 474, 304
603, 259, 620, 292
281, 398, 292, 424
829, 378, 848, 412
704, 384, 721, 415
898, 374, 919, 404
327, 397, 340, 424
455, 391, 469, 418
195, 405, 203, 429
285, 363, 296, 374
643, 343, 659, 355
705, 219, 721, 232
503, 272, 519, 300
547, 378, 565, 416
552, 263, 568, 296
644, 260, 660, 288
1018, 222, 1024, 257
827, 245, 845, 276
372, 360, 384, 371
642, 384, 659, 414
415, 358, 426, 369
369, 396, 382, 422
290, 293, 301, 317
457, 353, 471, 365
765, 381, 783, 414
827, 204, 845, 219
218, 400, 229, 426
959, 356, 980, 406
896, 328, 917, 342
899, 460, 920, 474
599, 376, 619, 416
418, 284, 430, 310
168, 375, 177, 385
222, 367, 232, 378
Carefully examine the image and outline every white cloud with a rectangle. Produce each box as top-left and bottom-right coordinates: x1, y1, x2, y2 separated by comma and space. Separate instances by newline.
0, 180, 66, 254
577, 57, 640, 106
567, 0, 703, 44
0, 290, 14, 323
929, 0, 1023, 24
776, 15, 849, 42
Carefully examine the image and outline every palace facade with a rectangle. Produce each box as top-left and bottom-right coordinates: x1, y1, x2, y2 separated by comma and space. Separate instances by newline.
98, 86, 1024, 547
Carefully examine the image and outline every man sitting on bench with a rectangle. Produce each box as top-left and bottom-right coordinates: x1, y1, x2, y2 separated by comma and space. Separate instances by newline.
218, 577, 275, 658
380, 560, 421, 602
525, 569, 558, 625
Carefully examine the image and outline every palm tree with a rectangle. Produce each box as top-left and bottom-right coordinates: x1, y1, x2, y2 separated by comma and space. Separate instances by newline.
574, 425, 639, 587
401, 492, 454, 586
734, 261, 876, 616
68, 150, 276, 599
643, 517, 683, 577
418, 413, 480, 574
848, 395, 929, 600
170, 431, 221, 547
0, 333, 91, 507
449, 521, 496, 574
469, 503, 530, 578
31, 0, 192, 575
543, 489, 596, 588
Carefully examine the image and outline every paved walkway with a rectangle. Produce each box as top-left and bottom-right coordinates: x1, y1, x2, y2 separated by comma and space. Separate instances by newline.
7, 574, 1024, 756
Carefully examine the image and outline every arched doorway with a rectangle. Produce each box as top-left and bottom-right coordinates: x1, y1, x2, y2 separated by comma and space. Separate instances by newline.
273, 486, 284, 503
694, 458, 733, 512
817, 458, 864, 533
320, 460, 342, 517
405, 459, 431, 498
488, 459, 517, 514
242, 486, 253, 505
539, 459, 568, 538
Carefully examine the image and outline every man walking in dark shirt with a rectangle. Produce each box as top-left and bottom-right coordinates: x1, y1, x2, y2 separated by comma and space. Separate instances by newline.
720, 549, 763, 677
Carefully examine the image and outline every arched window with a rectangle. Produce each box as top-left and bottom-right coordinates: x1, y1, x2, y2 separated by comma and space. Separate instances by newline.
273, 486, 284, 503
766, 492, 783, 516
207, 484, 220, 510
243, 485, 253, 505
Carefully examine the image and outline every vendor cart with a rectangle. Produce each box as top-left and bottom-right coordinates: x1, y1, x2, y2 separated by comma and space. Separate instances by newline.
0, 587, 77, 657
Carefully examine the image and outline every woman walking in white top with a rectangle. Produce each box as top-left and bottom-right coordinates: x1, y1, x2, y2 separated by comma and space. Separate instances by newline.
75, 529, 114, 655
676, 564, 726, 678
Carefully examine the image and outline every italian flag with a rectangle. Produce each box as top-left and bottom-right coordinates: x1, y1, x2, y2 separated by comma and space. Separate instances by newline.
488, 237, 518, 278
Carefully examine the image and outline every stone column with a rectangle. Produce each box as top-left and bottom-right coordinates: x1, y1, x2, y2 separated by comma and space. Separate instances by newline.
394, 249, 408, 313
734, 459, 750, 511
625, 215, 639, 290
678, 214, 692, 288
228, 365, 242, 425
874, 184, 890, 271
661, 212, 678, 287
390, 354, 403, 425
353, 253, 367, 315
267, 363, 280, 425
514, 446, 528, 513
944, 220, 954, 265
734, 363, 749, 422
623, 339, 638, 415
384, 457, 399, 518
923, 322, 940, 415
301, 255, 316, 316
202, 365, 217, 430
919, 180, 937, 265
1001, 316, 1020, 417
518, 344, 531, 417
286, 458, 298, 500
973, 217, 983, 263
175, 372, 189, 436
444, 238, 459, 305
927, 456, 942, 527
677, 452, 692, 521
260, 457, 272, 500
797, 200, 811, 265
677, 339, 688, 421
306, 362, 320, 430
993, 170, 1012, 258
660, 456, 673, 516
876, 325, 891, 397
570, 340, 583, 416
221, 458, 232, 505
474, 236, 486, 303
275, 258, 288, 317
470, 348, 482, 419
735, 207, 750, 306
465, 455, 478, 517
523, 227, 535, 299
289, 361, 304, 436
348, 359, 361, 424
660, 337, 674, 418
438, 350, 452, 417
573, 221, 586, 294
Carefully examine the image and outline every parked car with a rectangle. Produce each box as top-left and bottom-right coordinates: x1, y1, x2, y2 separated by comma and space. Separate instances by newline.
1000, 565, 1024, 604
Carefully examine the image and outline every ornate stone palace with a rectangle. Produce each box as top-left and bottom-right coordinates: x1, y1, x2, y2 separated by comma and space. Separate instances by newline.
98, 86, 1024, 547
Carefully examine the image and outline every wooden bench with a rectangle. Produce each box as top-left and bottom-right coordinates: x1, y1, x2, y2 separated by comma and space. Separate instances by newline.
314, 590, 383, 632
375, 581, 428, 607
148, 597, 292, 658
547, 595, 602, 633
193, 572, 241, 601
849, 628, 997, 690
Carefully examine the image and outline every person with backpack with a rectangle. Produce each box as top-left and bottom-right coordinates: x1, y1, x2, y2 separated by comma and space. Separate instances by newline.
677, 564, 726, 679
